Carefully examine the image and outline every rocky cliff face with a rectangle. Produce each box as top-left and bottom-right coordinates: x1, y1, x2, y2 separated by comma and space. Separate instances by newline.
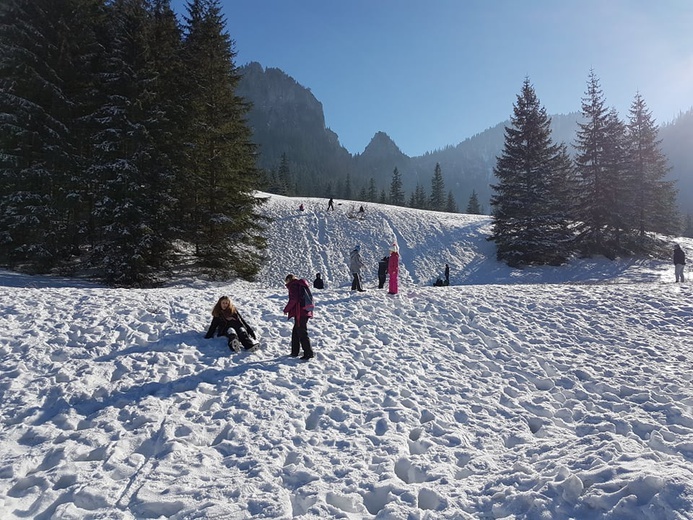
237, 62, 351, 184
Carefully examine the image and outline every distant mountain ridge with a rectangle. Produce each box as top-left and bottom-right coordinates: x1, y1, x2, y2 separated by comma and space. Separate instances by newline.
237, 62, 693, 216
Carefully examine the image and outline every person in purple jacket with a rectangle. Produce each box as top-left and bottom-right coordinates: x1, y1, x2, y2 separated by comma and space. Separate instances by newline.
283, 274, 314, 359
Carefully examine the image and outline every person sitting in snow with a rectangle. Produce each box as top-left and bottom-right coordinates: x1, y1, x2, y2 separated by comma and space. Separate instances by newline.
313, 272, 325, 289
204, 296, 258, 352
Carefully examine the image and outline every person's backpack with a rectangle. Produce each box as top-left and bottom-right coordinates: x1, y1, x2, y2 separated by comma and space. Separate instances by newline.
299, 283, 314, 312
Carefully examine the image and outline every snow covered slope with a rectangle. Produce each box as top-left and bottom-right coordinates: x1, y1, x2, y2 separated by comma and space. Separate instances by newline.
1, 194, 692, 519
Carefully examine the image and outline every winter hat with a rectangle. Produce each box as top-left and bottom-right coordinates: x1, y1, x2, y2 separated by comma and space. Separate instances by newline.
390, 242, 399, 253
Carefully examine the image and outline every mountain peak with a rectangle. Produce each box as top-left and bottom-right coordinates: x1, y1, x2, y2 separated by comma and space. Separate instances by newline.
361, 131, 408, 159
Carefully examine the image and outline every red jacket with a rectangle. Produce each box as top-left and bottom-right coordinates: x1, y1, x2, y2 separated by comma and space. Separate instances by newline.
284, 278, 313, 320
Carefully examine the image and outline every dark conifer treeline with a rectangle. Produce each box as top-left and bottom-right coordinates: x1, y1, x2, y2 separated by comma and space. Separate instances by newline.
0, 0, 266, 286
491, 75, 679, 267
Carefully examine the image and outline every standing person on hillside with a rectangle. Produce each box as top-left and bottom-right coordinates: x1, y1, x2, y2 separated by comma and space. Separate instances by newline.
327, 198, 335, 211
388, 242, 400, 294
204, 296, 259, 352
444, 263, 450, 286
283, 274, 314, 360
378, 255, 389, 289
674, 244, 686, 282
350, 245, 365, 292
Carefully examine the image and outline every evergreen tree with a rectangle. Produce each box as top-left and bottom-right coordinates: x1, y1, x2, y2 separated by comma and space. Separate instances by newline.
573, 70, 624, 257
379, 189, 387, 204
0, 0, 105, 271
89, 0, 182, 286
367, 178, 377, 202
626, 93, 678, 239
150, 0, 189, 241
466, 190, 481, 214
180, 0, 266, 279
389, 167, 405, 206
446, 191, 459, 213
683, 214, 693, 238
275, 153, 291, 195
430, 163, 446, 211
490, 78, 573, 266
344, 172, 352, 200
600, 107, 630, 251
413, 183, 427, 209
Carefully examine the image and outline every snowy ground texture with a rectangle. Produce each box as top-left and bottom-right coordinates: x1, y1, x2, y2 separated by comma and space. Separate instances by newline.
1, 193, 693, 520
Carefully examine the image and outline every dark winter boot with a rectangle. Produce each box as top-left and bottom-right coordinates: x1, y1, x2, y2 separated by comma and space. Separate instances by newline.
299, 333, 313, 360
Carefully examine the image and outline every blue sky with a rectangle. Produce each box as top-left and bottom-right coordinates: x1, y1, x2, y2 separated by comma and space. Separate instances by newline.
171, 0, 693, 157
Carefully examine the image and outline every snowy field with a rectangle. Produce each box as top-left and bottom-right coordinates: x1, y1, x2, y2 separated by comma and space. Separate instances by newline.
1, 193, 692, 519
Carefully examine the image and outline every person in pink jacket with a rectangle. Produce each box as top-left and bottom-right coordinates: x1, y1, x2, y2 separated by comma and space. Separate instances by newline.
283, 274, 314, 359
388, 242, 399, 294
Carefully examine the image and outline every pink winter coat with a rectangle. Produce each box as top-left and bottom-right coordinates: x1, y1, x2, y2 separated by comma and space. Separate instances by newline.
388, 252, 399, 294
283, 278, 313, 321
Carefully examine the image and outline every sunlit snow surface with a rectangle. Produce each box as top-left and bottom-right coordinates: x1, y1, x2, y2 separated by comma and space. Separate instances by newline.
1, 194, 692, 519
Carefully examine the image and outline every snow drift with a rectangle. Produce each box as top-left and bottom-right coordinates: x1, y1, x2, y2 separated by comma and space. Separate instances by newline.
1, 194, 692, 519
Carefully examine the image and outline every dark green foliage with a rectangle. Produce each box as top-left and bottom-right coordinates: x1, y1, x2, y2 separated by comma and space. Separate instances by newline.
573, 72, 678, 257
0, 0, 105, 271
466, 190, 481, 214
446, 191, 459, 213
178, 0, 265, 280
89, 0, 179, 286
389, 167, 404, 206
0, 0, 266, 285
573, 71, 627, 257
367, 178, 377, 202
490, 79, 574, 267
411, 183, 427, 209
626, 93, 679, 240
429, 163, 446, 211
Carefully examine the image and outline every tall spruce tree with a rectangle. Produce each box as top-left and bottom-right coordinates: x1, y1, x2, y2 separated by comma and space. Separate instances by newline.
150, 0, 188, 244
466, 190, 481, 214
389, 167, 404, 206
367, 178, 377, 202
446, 191, 459, 213
626, 93, 678, 240
573, 70, 625, 257
412, 183, 427, 209
87, 0, 182, 286
429, 163, 446, 211
600, 108, 629, 251
490, 78, 573, 266
180, 0, 266, 279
